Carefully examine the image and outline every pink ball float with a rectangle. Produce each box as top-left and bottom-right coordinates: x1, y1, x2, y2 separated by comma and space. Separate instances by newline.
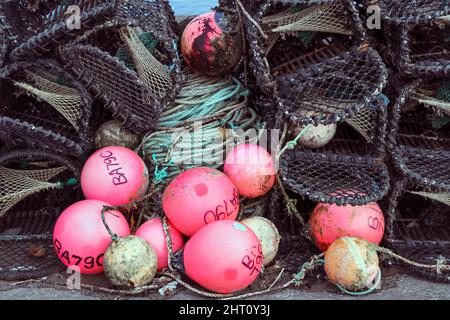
224, 144, 276, 198
308, 202, 385, 252
181, 11, 242, 76
53, 200, 131, 274
81, 146, 149, 206
162, 167, 240, 236
183, 220, 263, 294
135, 218, 185, 271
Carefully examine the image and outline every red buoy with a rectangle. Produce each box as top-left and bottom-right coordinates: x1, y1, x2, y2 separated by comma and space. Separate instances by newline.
162, 167, 240, 236
183, 220, 263, 293
309, 202, 385, 252
53, 200, 131, 274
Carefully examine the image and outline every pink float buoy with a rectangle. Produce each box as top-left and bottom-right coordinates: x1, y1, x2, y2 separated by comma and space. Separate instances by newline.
181, 11, 242, 76
224, 144, 276, 198
162, 167, 240, 236
81, 146, 149, 206
53, 200, 131, 274
183, 220, 263, 294
309, 202, 385, 252
135, 218, 184, 271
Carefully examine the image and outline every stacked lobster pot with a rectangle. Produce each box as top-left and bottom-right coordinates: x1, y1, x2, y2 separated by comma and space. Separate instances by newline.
380, 1, 450, 282
219, 0, 391, 246
0, 0, 181, 281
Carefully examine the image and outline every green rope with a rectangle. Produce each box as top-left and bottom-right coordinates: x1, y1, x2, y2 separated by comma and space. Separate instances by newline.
276, 125, 311, 160
140, 72, 263, 183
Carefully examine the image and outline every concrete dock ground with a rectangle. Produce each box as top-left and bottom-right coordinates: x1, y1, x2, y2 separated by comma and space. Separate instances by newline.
0, 266, 448, 300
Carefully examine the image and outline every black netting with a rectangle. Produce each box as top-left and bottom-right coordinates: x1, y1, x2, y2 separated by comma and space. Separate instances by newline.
0, 60, 93, 157
382, 1, 450, 78
218, 0, 378, 126
0, 148, 81, 280
61, 0, 183, 134
380, 0, 450, 25
388, 81, 450, 191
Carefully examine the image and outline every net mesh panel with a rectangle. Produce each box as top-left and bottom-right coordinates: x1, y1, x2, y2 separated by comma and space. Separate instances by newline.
14, 71, 83, 131
380, 0, 450, 24
62, 45, 161, 134
277, 48, 387, 126
116, 31, 158, 69
344, 94, 389, 142
120, 26, 172, 98
408, 191, 450, 207
281, 150, 390, 206
0, 166, 66, 218
344, 106, 377, 142
262, 1, 352, 35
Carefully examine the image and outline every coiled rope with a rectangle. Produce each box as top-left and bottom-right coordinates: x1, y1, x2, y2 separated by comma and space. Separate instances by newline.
139, 71, 263, 185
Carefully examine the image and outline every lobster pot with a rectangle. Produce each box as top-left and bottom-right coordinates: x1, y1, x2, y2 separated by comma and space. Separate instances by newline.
137, 70, 265, 217
0, 60, 93, 157
218, 0, 386, 126
61, 0, 183, 134
384, 80, 450, 282
0, 0, 117, 62
276, 76, 391, 207
0, 149, 81, 281
381, 0, 450, 78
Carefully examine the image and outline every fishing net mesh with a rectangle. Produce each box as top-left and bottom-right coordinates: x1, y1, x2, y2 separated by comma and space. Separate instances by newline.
0, 206, 66, 281
14, 72, 83, 131
0, 166, 66, 218
120, 26, 172, 98
262, 1, 352, 36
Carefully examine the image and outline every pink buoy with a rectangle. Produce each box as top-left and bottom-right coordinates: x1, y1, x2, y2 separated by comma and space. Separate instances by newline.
53, 200, 131, 274
162, 167, 240, 236
135, 218, 185, 271
224, 144, 276, 198
309, 202, 385, 252
81, 146, 149, 206
183, 220, 263, 294
181, 12, 242, 76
